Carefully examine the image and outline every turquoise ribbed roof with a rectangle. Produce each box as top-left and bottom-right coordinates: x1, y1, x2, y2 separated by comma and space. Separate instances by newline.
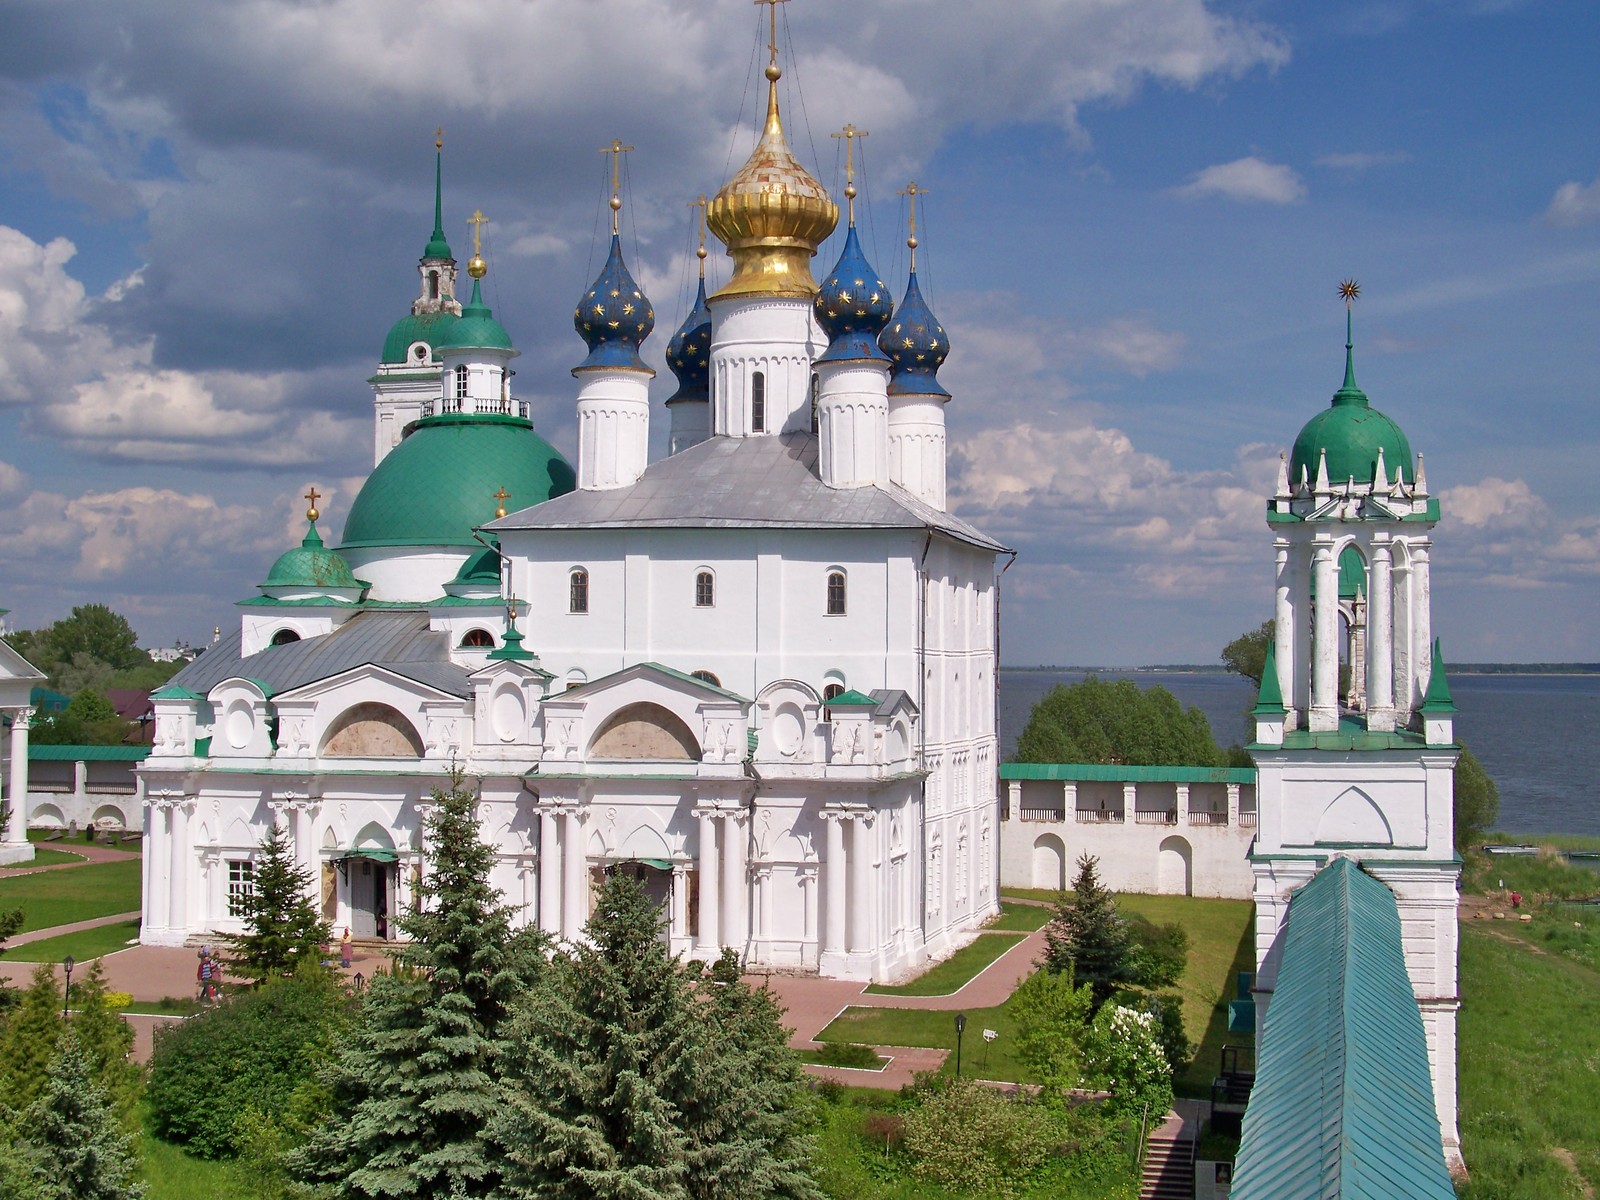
1233, 857, 1455, 1200
1000, 762, 1256, 784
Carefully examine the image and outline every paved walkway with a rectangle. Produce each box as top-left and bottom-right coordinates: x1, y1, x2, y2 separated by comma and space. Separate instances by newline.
0, 840, 140, 876
5, 910, 141, 948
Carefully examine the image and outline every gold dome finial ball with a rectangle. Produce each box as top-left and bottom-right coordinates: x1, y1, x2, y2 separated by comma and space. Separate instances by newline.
468, 254, 487, 279
306, 505, 319, 522
609, 195, 622, 212
845, 182, 857, 200
765, 63, 782, 81
907, 234, 919, 251
696, 244, 708, 260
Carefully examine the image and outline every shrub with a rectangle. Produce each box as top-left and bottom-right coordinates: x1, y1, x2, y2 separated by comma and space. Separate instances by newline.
1083, 1005, 1174, 1120
901, 1078, 1065, 1193
146, 965, 353, 1158
815, 1042, 883, 1069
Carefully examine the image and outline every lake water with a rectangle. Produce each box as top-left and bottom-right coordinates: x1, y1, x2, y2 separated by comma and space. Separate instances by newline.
998, 670, 1600, 838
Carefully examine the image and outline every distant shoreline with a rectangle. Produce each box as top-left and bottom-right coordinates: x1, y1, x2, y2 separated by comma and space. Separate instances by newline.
999, 664, 1600, 676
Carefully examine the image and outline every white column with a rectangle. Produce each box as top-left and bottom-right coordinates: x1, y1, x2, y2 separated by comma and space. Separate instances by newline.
1291, 543, 1313, 716
722, 811, 748, 955
3, 708, 31, 853
538, 808, 561, 934
1273, 539, 1298, 728
1412, 542, 1433, 711
753, 864, 773, 959
696, 809, 721, 955
145, 799, 170, 936
1367, 540, 1396, 730
848, 815, 874, 956
561, 808, 586, 941
169, 799, 191, 935
1063, 781, 1077, 821
800, 865, 818, 962
1393, 552, 1415, 722
1311, 541, 1339, 731
1175, 784, 1190, 824
671, 862, 690, 942
823, 814, 846, 958
1227, 784, 1241, 826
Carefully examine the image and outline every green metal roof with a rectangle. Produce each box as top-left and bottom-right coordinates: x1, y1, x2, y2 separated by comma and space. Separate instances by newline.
824, 688, 879, 708
1252, 641, 1287, 716
1251, 718, 1441, 753
29, 744, 152, 761
261, 520, 366, 591
1289, 317, 1413, 491
381, 309, 459, 365
340, 413, 575, 548
436, 279, 512, 351
1232, 857, 1455, 1200
1420, 640, 1456, 713
999, 762, 1256, 784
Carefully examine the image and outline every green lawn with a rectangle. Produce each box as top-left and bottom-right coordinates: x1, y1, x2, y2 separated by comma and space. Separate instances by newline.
0, 856, 143, 933
29, 828, 141, 855
9, 846, 87, 867
1457, 923, 1600, 1198
141, 1134, 253, 1200
829, 893, 1255, 1095
6, 918, 141, 962
865, 933, 1026, 997
988, 901, 1053, 932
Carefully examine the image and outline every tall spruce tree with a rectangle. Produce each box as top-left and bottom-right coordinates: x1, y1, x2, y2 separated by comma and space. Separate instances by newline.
492, 875, 821, 1200
1042, 853, 1136, 1009
293, 774, 544, 1198
20, 1034, 144, 1200
0, 966, 65, 1115
224, 822, 331, 986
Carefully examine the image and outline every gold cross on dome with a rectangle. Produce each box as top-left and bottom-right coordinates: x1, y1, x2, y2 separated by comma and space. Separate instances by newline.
467, 209, 489, 258
831, 123, 869, 223
688, 195, 709, 277
493, 486, 510, 519
898, 181, 930, 269
600, 139, 634, 234
435, 127, 444, 152
304, 486, 321, 522
755, 0, 789, 68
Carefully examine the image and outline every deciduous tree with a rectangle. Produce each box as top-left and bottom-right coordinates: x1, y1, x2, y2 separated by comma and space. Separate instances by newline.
1220, 620, 1274, 686
1454, 743, 1500, 849
1014, 677, 1224, 767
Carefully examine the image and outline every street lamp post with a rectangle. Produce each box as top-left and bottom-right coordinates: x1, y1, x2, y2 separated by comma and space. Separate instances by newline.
61, 955, 76, 1021
954, 1012, 967, 1078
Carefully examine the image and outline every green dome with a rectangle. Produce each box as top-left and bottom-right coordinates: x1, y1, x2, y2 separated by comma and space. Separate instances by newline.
340, 414, 575, 548
436, 279, 513, 352
452, 542, 502, 586
1289, 336, 1413, 489
382, 310, 460, 365
262, 522, 364, 590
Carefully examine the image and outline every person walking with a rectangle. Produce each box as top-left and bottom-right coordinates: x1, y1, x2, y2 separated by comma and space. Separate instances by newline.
196, 946, 217, 1003
340, 927, 353, 970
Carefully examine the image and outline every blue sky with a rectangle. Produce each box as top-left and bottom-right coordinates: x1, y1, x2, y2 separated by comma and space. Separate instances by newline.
0, 0, 1594, 665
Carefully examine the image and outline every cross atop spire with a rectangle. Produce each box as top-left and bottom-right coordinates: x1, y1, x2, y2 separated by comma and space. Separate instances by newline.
304, 486, 321, 522
832, 123, 868, 224
688, 194, 708, 278
756, 0, 789, 74
467, 209, 489, 279
899, 181, 929, 270
600, 138, 634, 235
493, 486, 510, 519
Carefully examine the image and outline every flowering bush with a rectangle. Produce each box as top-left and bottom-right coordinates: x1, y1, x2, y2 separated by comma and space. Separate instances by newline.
1083, 1004, 1174, 1119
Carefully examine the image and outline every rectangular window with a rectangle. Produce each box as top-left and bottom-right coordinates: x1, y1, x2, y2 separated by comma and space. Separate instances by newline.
826, 571, 847, 616
751, 371, 766, 433
226, 859, 255, 916
695, 571, 715, 608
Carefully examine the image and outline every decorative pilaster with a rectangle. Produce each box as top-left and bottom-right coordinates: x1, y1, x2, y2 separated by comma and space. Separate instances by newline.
538, 807, 562, 934
1368, 539, 1396, 730
822, 812, 846, 959
1273, 539, 1299, 730
560, 807, 587, 941
168, 797, 192, 935
722, 809, 749, 957
696, 808, 721, 955
1311, 541, 1339, 730
848, 812, 875, 955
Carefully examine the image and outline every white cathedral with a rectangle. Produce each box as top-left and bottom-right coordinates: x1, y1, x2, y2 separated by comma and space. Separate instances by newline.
137, 38, 1004, 981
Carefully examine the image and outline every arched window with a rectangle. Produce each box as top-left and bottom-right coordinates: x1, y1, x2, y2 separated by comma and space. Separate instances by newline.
691, 670, 721, 688
427, 269, 439, 300
454, 364, 469, 402
822, 682, 845, 702
458, 628, 494, 648
569, 568, 590, 614
826, 570, 847, 616
269, 628, 301, 647
695, 570, 715, 608
751, 370, 766, 433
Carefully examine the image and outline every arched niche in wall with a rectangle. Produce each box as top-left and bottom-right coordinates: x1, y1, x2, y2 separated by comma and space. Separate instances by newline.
321, 703, 425, 758
590, 702, 701, 761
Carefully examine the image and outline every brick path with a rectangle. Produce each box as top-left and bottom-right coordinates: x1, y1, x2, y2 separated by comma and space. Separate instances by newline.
0, 840, 140, 876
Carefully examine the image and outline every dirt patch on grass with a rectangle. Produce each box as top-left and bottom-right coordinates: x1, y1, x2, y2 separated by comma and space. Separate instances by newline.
1549, 1147, 1594, 1199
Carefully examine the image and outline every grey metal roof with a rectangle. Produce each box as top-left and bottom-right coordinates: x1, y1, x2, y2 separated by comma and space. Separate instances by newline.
484, 433, 1008, 553
1232, 857, 1456, 1200
166, 611, 472, 699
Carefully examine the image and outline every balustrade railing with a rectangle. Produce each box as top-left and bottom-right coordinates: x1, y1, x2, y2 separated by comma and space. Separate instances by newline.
1188, 810, 1229, 826
1134, 810, 1179, 825
1075, 809, 1124, 824
1019, 806, 1066, 822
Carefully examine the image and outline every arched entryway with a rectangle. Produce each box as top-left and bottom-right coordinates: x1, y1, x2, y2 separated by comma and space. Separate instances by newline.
1033, 833, 1067, 891
1158, 835, 1193, 896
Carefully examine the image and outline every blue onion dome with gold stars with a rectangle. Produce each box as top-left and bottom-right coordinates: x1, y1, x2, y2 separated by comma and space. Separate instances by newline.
815, 225, 892, 363
665, 275, 711, 403
879, 270, 950, 397
437, 278, 512, 352
574, 234, 655, 372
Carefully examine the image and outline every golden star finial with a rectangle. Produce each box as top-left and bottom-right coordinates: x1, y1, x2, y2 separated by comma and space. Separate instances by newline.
1339, 279, 1360, 305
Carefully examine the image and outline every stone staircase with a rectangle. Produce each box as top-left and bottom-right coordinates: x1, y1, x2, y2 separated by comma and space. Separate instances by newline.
1140, 1118, 1196, 1200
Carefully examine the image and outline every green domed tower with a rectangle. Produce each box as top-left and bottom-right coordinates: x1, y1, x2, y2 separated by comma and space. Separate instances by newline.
370, 134, 465, 466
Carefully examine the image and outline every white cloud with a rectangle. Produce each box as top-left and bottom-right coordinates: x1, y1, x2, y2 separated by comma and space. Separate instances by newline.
1066, 317, 1188, 376
1174, 156, 1306, 204
0, 460, 25, 497
1544, 175, 1600, 227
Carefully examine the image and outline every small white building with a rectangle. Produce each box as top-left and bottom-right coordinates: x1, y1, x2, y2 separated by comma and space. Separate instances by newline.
1000, 764, 1257, 898
136, 32, 1006, 982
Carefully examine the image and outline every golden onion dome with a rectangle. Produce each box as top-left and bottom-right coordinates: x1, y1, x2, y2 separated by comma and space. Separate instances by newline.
707, 66, 838, 300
